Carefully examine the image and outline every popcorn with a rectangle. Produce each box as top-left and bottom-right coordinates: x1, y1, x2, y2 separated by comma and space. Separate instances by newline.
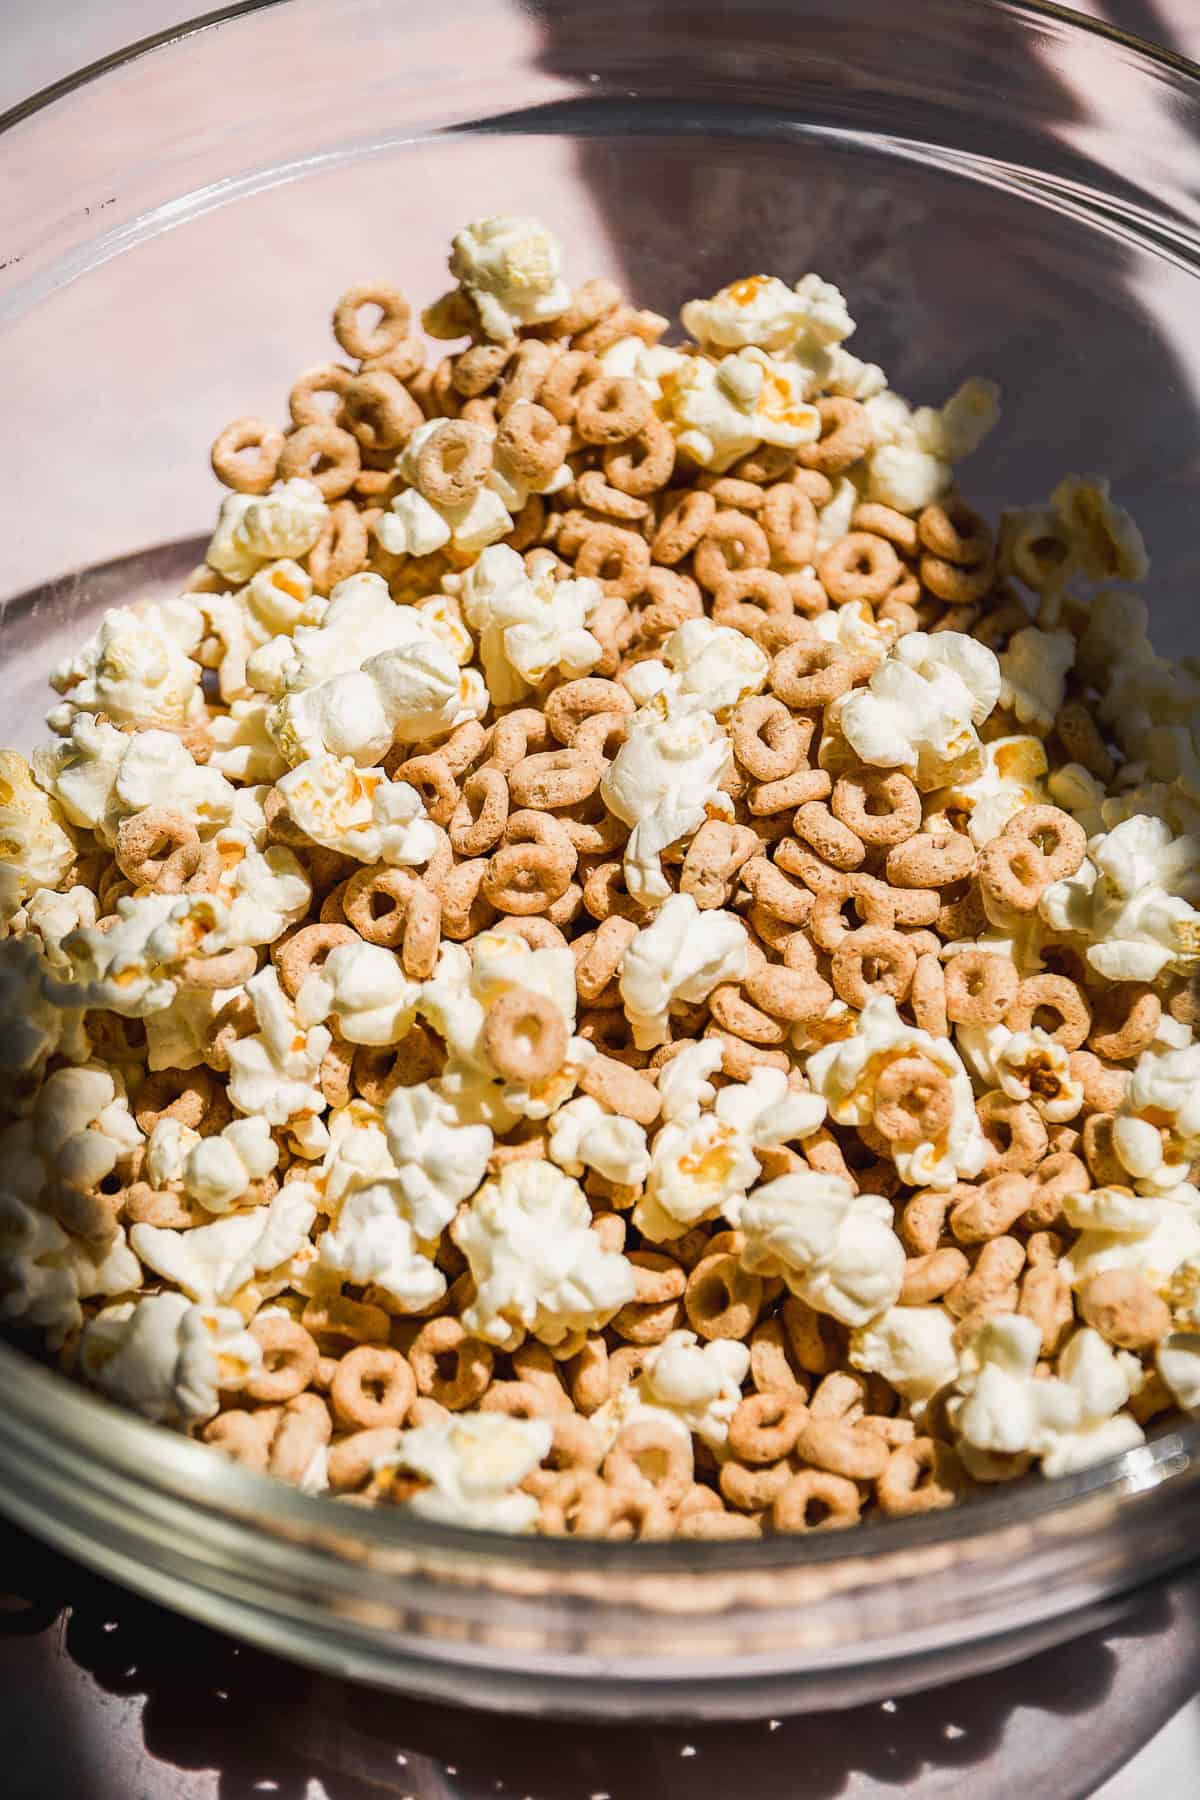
866, 441, 951, 515
807, 995, 989, 1189
447, 216, 570, 340
20, 886, 98, 965
208, 699, 287, 784
1157, 1333, 1200, 1411
42, 892, 238, 1019
48, 603, 205, 733
0, 751, 75, 922
262, 572, 478, 766
601, 689, 735, 904
827, 631, 1001, 791
383, 1081, 494, 1239
132, 1184, 318, 1305
182, 1116, 279, 1214
636, 1112, 762, 1241
297, 940, 420, 1045
992, 1027, 1085, 1123
925, 735, 1047, 847
662, 346, 820, 472
452, 1160, 636, 1353
200, 832, 311, 949
1052, 474, 1148, 585
377, 1411, 552, 1533
594, 1330, 751, 1455
201, 560, 315, 700
739, 1170, 906, 1327
277, 757, 442, 866
226, 966, 330, 1149
378, 420, 513, 559
812, 597, 897, 671
656, 1039, 725, 1125
318, 1185, 446, 1311
31, 1064, 141, 1189
548, 1096, 650, 1186
998, 627, 1075, 736
1041, 815, 1200, 984
80, 1292, 261, 1424
849, 1306, 958, 1406
623, 617, 768, 720
598, 335, 688, 405
1111, 1043, 1200, 1193
0, 936, 80, 1075
619, 894, 748, 1050
1062, 1183, 1200, 1292
447, 545, 602, 707
682, 271, 855, 359
206, 478, 328, 585
34, 717, 235, 846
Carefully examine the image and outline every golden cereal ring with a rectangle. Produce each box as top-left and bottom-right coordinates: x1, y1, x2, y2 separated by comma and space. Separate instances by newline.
684, 1253, 763, 1341
944, 949, 1019, 1026
415, 418, 492, 505
603, 415, 676, 496
818, 531, 901, 605
482, 985, 568, 1084
772, 1468, 862, 1532
693, 510, 770, 592
797, 396, 871, 476
330, 1344, 416, 1430
277, 421, 361, 499
115, 807, 201, 893
762, 481, 817, 565
574, 375, 652, 445
247, 1314, 320, 1403
651, 488, 716, 565
333, 282, 413, 360
831, 926, 917, 1008
210, 416, 284, 495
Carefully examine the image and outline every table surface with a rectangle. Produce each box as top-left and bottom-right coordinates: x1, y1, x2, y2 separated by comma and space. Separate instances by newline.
4, 3, 1200, 1795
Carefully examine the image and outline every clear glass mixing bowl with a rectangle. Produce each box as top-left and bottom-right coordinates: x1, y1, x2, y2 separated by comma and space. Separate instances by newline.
3, 0, 1200, 1718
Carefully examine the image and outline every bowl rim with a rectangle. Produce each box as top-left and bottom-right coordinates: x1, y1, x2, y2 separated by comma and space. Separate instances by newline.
1, 0, 1199, 1587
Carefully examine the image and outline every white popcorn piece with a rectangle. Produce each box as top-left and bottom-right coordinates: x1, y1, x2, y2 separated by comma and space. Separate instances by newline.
378, 1411, 553, 1533
998, 627, 1075, 737
827, 631, 1001, 791
452, 1160, 636, 1354
31, 1064, 142, 1188
849, 1305, 958, 1406
812, 597, 897, 671
807, 995, 989, 1189
594, 1329, 750, 1456
182, 1116, 279, 1215
1062, 1183, 1200, 1292
277, 756, 441, 866
226, 966, 331, 1145
378, 420, 514, 559
598, 335, 688, 405
601, 687, 736, 906
624, 617, 768, 720
80, 1292, 261, 1424
663, 346, 820, 473
43, 892, 239, 1019
993, 1028, 1085, 1124
619, 893, 748, 1050
48, 603, 205, 733
682, 271, 854, 358
132, 1184, 317, 1305
1040, 814, 1200, 985
206, 478, 328, 585
448, 216, 570, 341
866, 441, 951, 515
925, 735, 1048, 847
1111, 1043, 1200, 1193
739, 1169, 906, 1327
208, 698, 287, 784
0, 751, 76, 923
383, 1081, 494, 1240
714, 1067, 828, 1158
656, 1039, 725, 1126
814, 475, 860, 556
636, 1112, 762, 1241
20, 886, 98, 966
1157, 1332, 1200, 1411
0, 936, 81, 1075
317, 1185, 446, 1311
200, 559, 315, 701
146, 1116, 199, 1188
447, 545, 602, 707
297, 940, 420, 1046
548, 1096, 650, 1187
200, 831, 312, 950
34, 717, 235, 847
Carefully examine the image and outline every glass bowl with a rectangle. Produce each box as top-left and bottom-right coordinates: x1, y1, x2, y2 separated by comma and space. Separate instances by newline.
3, 0, 1200, 1718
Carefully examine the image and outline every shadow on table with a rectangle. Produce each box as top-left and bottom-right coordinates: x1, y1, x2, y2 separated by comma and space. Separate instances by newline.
0, 1523, 1192, 1800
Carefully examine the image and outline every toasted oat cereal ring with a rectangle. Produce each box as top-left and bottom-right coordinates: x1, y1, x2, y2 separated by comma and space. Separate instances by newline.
489, 706, 553, 771
920, 552, 996, 605
871, 1053, 951, 1144
693, 511, 770, 591
278, 422, 361, 499
899, 1246, 970, 1305
770, 635, 855, 709
522, 1415, 606, 1501
1006, 973, 1091, 1048
342, 866, 416, 948
495, 338, 559, 416
508, 748, 602, 811
918, 496, 993, 564
578, 1052, 661, 1125
731, 695, 811, 782
413, 418, 492, 506
877, 1438, 963, 1515
340, 368, 423, 454
675, 1507, 762, 1540
808, 1369, 870, 1424
744, 960, 833, 1023
389, 751, 459, 826
740, 856, 815, 927
491, 401, 568, 484
451, 340, 513, 396
761, 481, 818, 566
1081, 1112, 1126, 1186
699, 471, 765, 510
651, 488, 717, 565
603, 415, 676, 496
178, 944, 258, 992
794, 801, 866, 871
945, 1234, 1026, 1329
1079, 1269, 1171, 1351
574, 914, 638, 1002
115, 807, 201, 893
276, 922, 359, 999
728, 1391, 807, 1464
245, 1314, 320, 1403
203, 1409, 275, 1473
538, 349, 602, 425
543, 677, 633, 747
484, 811, 575, 915
685, 1253, 763, 1342
307, 498, 370, 591
333, 282, 413, 360
407, 1316, 495, 1410
481, 985, 568, 1083
573, 374, 652, 445
633, 567, 706, 642
1069, 1049, 1129, 1116
538, 1470, 612, 1535
979, 805, 1086, 914
830, 769, 920, 847
119, 1185, 207, 1232
796, 1417, 889, 1482
1089, 983, 1162, 1062
709, 984, 787, 1045
886, 830, 975, 889
719, 1457, 793, 1512
910, 953, 948, 1037
480, 1379, 566, 1422
134, 1066, 216, 1136
572, 522, 651, 599
977, 1092, 1049, 1174
680, 820, 760, 910
950, 1172, 1033, 1244
320, 1036, 355, 1111
575, 469, 649, 521
575, 301, 666, 353
712, 567, 797, 650
211, 416, 285, 495
326, 1426, 404, 1493
542, 276, 619, 338
302, 1293, 390, 1346
1021, 1150, 1089, 1230
1053, 700, 1115, 782
288, 362, 354, 428
773, 1468, 861, 1533
777, 1295, 838, 1376
944, 949, 1019, 1026
748, 1319, 805, 1396
850, 501, 919, 555
330, 1344, 416, 1431
580, 858, 641, 924
900, 1187, 956, 1256
831, 926, 917, 1008
268, 1393, 332, 1485
798, 396, 871, 476
604, 1418, 693, 1507
818, 531, 902, 606
597, 1482, 677, 1541
351, 1034, 427, 1106
493, 916, 569, 955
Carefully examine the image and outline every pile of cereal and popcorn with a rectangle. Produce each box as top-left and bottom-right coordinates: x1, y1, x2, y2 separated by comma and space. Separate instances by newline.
3, 214, 1198, 1540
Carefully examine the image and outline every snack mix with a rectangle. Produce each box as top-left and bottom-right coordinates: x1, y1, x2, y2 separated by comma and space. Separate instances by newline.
4, 215, 1199, 1541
